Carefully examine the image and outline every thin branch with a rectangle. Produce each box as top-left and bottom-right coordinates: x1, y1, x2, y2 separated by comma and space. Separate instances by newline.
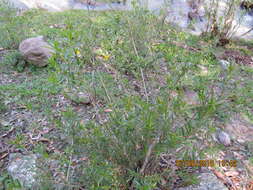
1, 127, 15, 138
239, 27, 253, 37
140, 68, 149, 102
140, 136, 160, 175
98, 73, 112, 103
66, 154, 72, 186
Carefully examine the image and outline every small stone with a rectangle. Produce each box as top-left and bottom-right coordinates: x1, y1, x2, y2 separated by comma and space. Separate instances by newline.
64, 88, 91, 105
198, 65, 208, 76
237, 138, 246, 144
219, 60, 230, 70
224, 114, 253, 143
19, 36, 54, 67
216, 130, 231, 146
70, 92, 91, 105
0, 119, 10, 127
183, 89, 199, 105
76, 92, 91, 104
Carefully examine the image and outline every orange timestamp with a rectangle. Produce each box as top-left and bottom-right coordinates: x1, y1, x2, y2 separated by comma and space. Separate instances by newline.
176, 160, 237, 167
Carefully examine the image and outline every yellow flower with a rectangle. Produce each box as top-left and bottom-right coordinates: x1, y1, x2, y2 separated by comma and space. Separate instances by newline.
75, 49, 81, 58
94, 47, 110, 61
102, 54, 110, 61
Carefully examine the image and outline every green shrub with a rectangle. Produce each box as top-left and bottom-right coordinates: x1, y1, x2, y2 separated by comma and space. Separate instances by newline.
44, 6, 249, 189
203, 0, 245, 42
60, 58, 237, 188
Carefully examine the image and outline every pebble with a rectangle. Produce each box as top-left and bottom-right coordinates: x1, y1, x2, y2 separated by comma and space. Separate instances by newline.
216, 130, 231, 146
219, 60, 231, 70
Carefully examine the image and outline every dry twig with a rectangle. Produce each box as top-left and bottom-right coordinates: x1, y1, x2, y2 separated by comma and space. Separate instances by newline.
140, 136, 160, 175
1, 127, 15, 138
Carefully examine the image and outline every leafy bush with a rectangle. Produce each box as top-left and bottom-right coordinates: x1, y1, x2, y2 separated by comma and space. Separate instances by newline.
44, 5, 249, 189
203, 0, 245, 42
54, 49, 239, 189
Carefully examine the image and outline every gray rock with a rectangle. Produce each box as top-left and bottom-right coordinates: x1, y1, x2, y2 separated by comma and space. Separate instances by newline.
0, 119, 10, 126
177, 172, 228, 190
7, 153, 42, 189
216, 130, 231, 146
19, 36, 54, 67
64, 88, 92, 105
36, 0, 74, 11
224, 114, 253, 143
7, 153, 67, 190
183, 88, 199, 106
7, 0, 29, 10
7, 0, 74, 11
219, 60, 231, 70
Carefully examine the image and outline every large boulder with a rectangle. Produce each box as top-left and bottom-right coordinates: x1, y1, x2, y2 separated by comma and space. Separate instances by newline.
19, 36, 54, 67
7, 0, 74, 11
7, 0, 30, 10
7, 153, 42, 189
7, 153, 67, 190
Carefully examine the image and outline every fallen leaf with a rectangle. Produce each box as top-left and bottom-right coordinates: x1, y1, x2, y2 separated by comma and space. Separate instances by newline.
49, 24, 66, 29
247, 181, 253, 190
211, 169, 226, 181
1, 127, 15, 138
38, 138, 51, 143
0, 153, 9, 160
104, 109, 113, 113
79, 157, 88, 161
225, 171, 239, 177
